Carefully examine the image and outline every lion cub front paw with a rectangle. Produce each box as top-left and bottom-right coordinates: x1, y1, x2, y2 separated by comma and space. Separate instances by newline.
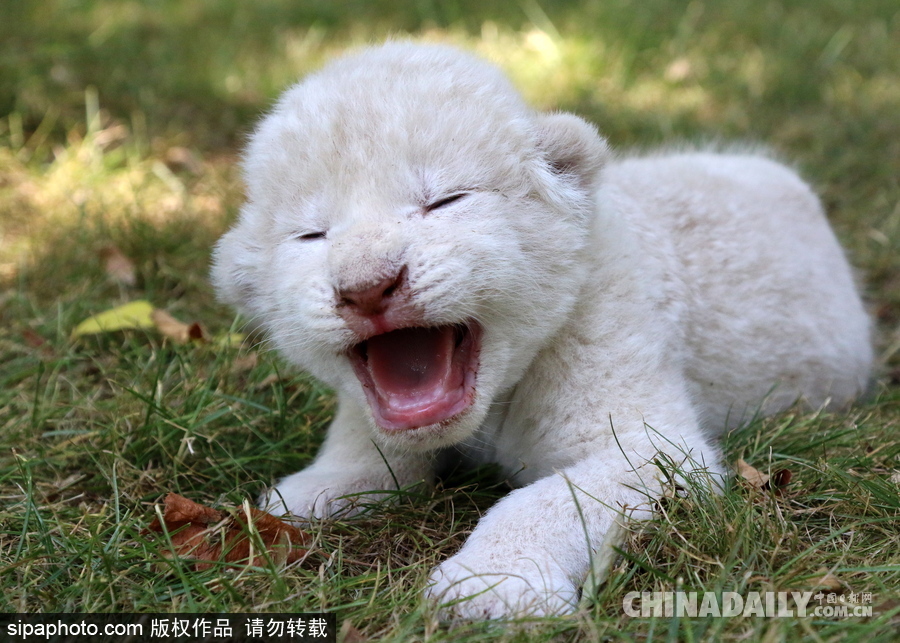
426, 551, 578, 620
261, 467, 393, 520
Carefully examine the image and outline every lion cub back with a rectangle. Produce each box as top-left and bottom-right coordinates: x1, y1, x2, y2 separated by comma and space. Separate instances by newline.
601, 152, 872, 431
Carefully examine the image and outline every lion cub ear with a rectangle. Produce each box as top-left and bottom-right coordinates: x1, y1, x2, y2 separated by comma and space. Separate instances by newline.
210, 213, 263, 314
534, 112, 609, 193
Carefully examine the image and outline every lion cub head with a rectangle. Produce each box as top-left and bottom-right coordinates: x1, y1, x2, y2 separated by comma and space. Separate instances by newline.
212, 43, 608, 450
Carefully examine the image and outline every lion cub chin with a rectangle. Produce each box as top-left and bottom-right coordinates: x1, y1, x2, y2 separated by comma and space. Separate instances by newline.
212, 42, 872, 619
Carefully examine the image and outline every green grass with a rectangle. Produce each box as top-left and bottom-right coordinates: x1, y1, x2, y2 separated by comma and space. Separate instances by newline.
1, 0, 899, 640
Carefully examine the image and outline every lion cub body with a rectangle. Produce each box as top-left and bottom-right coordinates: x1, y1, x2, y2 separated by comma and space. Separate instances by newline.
212, 43, 872, 619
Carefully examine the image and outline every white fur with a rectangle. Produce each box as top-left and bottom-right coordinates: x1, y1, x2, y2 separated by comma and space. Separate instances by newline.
212, 43, 873, 619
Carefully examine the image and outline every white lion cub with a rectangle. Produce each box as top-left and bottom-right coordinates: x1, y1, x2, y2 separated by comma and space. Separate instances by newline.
212, 43, 872, 619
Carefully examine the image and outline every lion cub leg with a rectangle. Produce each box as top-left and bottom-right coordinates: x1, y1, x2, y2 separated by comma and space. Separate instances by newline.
427, 428, 721, 619
428, 357, 723, 619
261, 396, 433, 519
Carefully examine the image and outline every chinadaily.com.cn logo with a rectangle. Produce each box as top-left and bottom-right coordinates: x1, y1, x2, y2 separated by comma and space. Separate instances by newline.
622, 591, 875, 618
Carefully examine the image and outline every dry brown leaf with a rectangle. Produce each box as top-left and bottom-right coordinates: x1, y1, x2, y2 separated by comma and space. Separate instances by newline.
736, 459, 792, 494
737, 458, 769, 489
151, 309, 191, 342
771, 468, 793, 489
145, 493, 312, 571
187, 321, 207, 342
151, 309, 208, 344
99, 245, 137, 286
810, 568, 843, 591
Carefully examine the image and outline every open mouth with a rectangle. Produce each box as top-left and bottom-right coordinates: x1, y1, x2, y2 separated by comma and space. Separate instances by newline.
349, 323, 481, 431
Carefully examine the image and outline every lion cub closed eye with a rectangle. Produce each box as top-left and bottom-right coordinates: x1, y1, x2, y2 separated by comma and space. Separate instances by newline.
212, 42, 872, 620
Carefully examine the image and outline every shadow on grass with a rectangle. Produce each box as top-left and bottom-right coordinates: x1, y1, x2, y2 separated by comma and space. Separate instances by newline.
4, 0, 897, 152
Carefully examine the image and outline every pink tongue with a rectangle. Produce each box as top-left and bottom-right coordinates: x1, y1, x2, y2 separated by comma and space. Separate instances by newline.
366, 327, 455, 401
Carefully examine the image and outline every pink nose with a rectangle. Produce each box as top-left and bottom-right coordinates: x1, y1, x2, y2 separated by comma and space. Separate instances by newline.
337, 267, 406, 317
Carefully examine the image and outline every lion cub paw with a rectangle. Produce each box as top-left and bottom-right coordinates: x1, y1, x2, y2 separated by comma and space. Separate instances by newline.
426, 552, 578, 620
260, 467, 393, 520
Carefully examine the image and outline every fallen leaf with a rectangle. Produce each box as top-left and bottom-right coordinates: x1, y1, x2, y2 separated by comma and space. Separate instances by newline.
771, 468, 793, 489
99, 245, 137, 286
736, 459, 792, 494
72, 301, 214, 344
145, 493, 312, 571
737, 458, 769, 489
71, 300, 155, 338
151, 309, 208, 344
151, 309, 191, 342
188, 321, 207, 341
